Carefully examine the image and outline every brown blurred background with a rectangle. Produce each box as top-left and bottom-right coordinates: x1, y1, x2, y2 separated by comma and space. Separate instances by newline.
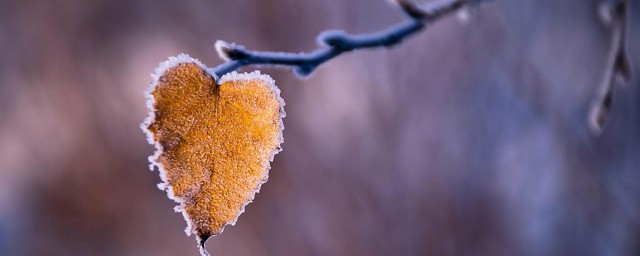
0, 0, 639, 255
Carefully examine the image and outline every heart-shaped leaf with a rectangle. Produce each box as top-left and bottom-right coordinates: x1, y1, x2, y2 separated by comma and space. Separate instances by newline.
141, 54, 285, 255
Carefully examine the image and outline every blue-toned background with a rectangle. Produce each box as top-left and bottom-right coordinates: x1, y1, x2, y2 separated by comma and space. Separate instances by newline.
0, 0, 638, 255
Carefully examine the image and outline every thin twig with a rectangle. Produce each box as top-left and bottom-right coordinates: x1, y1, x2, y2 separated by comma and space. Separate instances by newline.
211, 0, 484, 80
589, 0, 632, 134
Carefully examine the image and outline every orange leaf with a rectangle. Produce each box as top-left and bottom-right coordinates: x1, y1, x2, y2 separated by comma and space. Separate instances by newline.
141, 54, 285, 255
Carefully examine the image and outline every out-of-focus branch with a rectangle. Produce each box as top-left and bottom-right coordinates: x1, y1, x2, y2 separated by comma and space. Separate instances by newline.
211, 0, 486, 80
589, 0, 632, 134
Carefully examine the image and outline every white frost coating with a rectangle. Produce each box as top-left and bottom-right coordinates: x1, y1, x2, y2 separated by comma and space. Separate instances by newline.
140, 54, 285, 256
214, 40, 232, 61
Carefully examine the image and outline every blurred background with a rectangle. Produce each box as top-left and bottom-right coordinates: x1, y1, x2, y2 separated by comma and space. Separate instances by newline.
1, 0, 639, 255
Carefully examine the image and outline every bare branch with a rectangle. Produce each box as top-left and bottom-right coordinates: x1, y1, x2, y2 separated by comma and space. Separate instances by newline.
210, 0, 486, 80
399, 0, 481, 21
589, 0, 633, 134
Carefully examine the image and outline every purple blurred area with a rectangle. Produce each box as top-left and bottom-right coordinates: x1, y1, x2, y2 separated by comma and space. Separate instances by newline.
0, 0, 639, 255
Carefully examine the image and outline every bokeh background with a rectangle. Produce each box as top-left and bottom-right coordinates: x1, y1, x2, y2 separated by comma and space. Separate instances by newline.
1, 0, 639, 255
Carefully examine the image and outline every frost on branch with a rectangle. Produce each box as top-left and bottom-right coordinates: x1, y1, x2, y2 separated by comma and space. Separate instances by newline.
141, 54, 285, 256
210, 0, 486, 80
